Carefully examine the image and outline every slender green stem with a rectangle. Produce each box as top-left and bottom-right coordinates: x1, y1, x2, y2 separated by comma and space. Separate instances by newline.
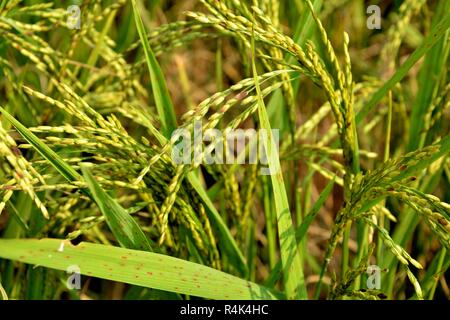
428, 248, 447, 300
263, 176, 277, 270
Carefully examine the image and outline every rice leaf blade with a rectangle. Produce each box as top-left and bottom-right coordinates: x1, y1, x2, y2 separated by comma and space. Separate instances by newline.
0, 239, 279, 300
131, 0, 177, 137
81, 166, 153, 252
356, 13, 450, 123
251, 21, 307, 300
295, 178, 335, 242
0, 107, 81, 183
186, 172, 248, 276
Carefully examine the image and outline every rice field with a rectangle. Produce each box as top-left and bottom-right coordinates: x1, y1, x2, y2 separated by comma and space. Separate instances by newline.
0, 0, 449, 300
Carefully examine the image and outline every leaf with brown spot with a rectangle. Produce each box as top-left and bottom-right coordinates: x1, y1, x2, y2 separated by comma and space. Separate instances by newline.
0, 238, 280, 300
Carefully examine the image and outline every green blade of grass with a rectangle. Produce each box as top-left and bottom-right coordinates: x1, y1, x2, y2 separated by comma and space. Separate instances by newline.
408, 0, 450, 151
0, 239, 279, 300
0, 106, 81, 183
0, 107, 152, 252
6, 202, 29, 233
131, 0, 177, 138
420, 248, 448, 300
81, 166, 152, 251
25, 267, 46, 300
356, 13, 450, 124
263, 175, 277, 270
382, 2, 450, 295
79, 9, 118, 87
186, 172, 248, 276
265, 178, 335, 288
251, 21, 306, 300
295, 177, 335, 242
2, 193, 32, 240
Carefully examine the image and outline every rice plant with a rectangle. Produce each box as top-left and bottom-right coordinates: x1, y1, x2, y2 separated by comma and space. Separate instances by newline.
0, 0, 449, 300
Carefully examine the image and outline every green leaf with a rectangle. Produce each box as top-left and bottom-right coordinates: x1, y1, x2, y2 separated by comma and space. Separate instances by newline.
356, 13, 450, 124
0, 239, 279, 300
417, 248, 449, 299
81, 166, 153, 252
295, 177, 335, 242
186, 172, 248, 276
131, 0, 177, 138
265, 178, 335, 288
408, 0, 450, 152
251, 22, 307, 299
0, 106, 82, 183
6, 202, 29, 233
